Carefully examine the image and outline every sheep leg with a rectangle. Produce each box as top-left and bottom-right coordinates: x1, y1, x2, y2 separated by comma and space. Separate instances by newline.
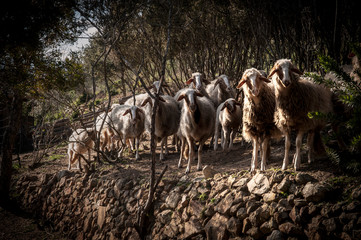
135, 137, 141, 160
67, 149, 73, 170
307, 131, 314, 164
260, 138, 270, 171
251, 138, 259, 172
294, 131, 304, 171
185, 138, 195, 174
164, 136, 169, 155
178, 138, 186, 168
229, 130, 236, 150
282, 133, 291, 170
214, 128, 219, 151
197, 140, 206, 171
222, 127, 230, 151
160, 138, 165, 161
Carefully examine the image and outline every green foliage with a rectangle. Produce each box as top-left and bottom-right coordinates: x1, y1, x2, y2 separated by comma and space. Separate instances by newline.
48, 154, 64, 161
310, 44, 361, 175
198, 193, 208, 202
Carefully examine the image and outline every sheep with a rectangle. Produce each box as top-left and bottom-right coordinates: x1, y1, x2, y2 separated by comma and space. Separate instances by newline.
110, 104, 145, 160
67, 128, 96, 171
214, 98, 242, 151
176, 89, 216, 173
268, 59, 334, 171
236, 68, 282, 172
140, 94, 181, 160
349, 47, 361, 83
206, 74, 235, 107
95, 110, 113, 152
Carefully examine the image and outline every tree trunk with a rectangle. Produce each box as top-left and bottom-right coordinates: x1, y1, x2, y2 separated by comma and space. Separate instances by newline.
0, 92, 23, 205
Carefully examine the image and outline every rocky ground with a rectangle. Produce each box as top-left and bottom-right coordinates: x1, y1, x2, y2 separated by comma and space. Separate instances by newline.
2, 135, 360, 239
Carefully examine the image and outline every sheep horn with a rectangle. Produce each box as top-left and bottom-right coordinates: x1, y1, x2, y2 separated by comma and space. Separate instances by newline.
268, 65, 279, 78
140, 97, 152, 107
177, 94, 185, 101
236, 76, 247, 89
213, 78, 221, 90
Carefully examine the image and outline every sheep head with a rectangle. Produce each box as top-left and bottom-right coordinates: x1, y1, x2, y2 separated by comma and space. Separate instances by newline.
268, 59, 302, 88
186, 72, 209, 91
123, 106, 144, 125
177, 89, 203, 113
140, 96, 166, 108
214, 75, 232, 92
149, 81, 170, 93
221, 99, 242, 113
237, 68, 270, 97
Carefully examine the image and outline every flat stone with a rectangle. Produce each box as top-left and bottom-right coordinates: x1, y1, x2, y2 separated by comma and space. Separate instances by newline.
203, 165, 217, 179
302, 182, 331, 202
97, 206, 107, 229
165, 191, 181, 209
183, 219, 203, 239
263, 192, 279, 203
247, 173, 270, 196
266, 230, 283, 240
278, 222, 302, 236
204, 213, 229, 240
295, 173, 316, 184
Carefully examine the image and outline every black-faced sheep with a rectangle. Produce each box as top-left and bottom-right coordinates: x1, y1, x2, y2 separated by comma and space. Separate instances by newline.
67, 128, 96, 171
237, 68, 282, 172
177, 89, 215, 173
214, 98, 242, 151
268, 59, 333, 171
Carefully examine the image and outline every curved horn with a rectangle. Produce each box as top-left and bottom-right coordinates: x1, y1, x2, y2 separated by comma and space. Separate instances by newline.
268, 64, 279, 78
123, 108, 131, 116
186, 78, 194, 85
236, 75, 247, 89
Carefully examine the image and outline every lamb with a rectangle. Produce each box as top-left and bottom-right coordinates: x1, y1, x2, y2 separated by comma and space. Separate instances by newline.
268, 59, 333, 171
177, 89, 216, 173
110, 104, 145, 160
67, 128, 96, 171
237, 68, 282, 172
95, 111, 113, 152
140, 94, 181, 160
214, 98, 242, 151
206, 74, 235, 107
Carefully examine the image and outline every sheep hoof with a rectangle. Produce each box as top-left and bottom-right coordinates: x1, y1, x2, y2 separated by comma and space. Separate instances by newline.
197, 165, 202, 171
185, 167, 190, 174
136, 156, 141, 160
178, 164, 182, 169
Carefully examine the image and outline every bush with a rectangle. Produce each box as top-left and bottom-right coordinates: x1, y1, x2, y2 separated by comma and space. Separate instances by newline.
308, 43, 361, 175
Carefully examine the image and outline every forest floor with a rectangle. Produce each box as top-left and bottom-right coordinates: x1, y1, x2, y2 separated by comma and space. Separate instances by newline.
1, 134, 345, 239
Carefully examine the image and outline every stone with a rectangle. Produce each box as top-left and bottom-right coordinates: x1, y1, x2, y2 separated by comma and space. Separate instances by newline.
294, 198, 307, 207
266, 230, 283, 240
97, 206, 107, 229
204, 213, 229, 240
227, 217, 242, 236
260, 221, 272, 235
277, 177, 291, 193
322, 218, 338, 232
165, 191, 181, 209
216, 192, 234, 215
278, 222, 302, 236
274, 210, 289, 224
295, 173, 316, 184
352, 186, 361, 200
157, 210, 173, 224
183, 219, 203, 239
247, 227, 263, 239
302, 182, 331, 202
289, 206, 301, 224
246, 201, 262, 215
346, 200, 361, 212
242, 217, 252, 234
203, 165, 217, 179
247, 173, 270, 196
236, 207, 247, 221
269, 171, 284, 185
187, 199, 204, 218
263, 192, 279, 203
233, 178, 249, 190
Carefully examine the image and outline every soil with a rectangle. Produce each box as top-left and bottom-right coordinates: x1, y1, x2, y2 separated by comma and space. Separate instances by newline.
1, 135, 344, 239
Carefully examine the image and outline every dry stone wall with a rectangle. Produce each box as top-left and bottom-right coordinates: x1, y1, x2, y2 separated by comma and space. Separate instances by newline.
12, 169, 361, 239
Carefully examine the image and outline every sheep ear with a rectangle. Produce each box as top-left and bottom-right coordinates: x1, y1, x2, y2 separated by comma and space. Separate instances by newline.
186, 78, 194, 85
268, 65, 279, 78
236, 76, 247, 89
221, 102, 227, 111
141, 97, 152, 107
159, 96, 166, 102
136, 107, 144, 116
123, 109, 131, 116
177, 94, 185, 101
213, 78, 221, 90
291, 66, 302, 75
195, 91, 204, 98
260, 76, 271, 83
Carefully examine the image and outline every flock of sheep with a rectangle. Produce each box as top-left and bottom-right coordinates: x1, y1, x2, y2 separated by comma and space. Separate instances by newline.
67, 57, 358, 174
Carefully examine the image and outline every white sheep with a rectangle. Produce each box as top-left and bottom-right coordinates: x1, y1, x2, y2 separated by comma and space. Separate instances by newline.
140, 94, 181, 160
268, 59, 333, 171
110, 105, 145, 160
176, 89, 215, 173
214, 98, 242, 151
237, 68, 282, 172
67, 128, 96, 171
206, 74, 235, 107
